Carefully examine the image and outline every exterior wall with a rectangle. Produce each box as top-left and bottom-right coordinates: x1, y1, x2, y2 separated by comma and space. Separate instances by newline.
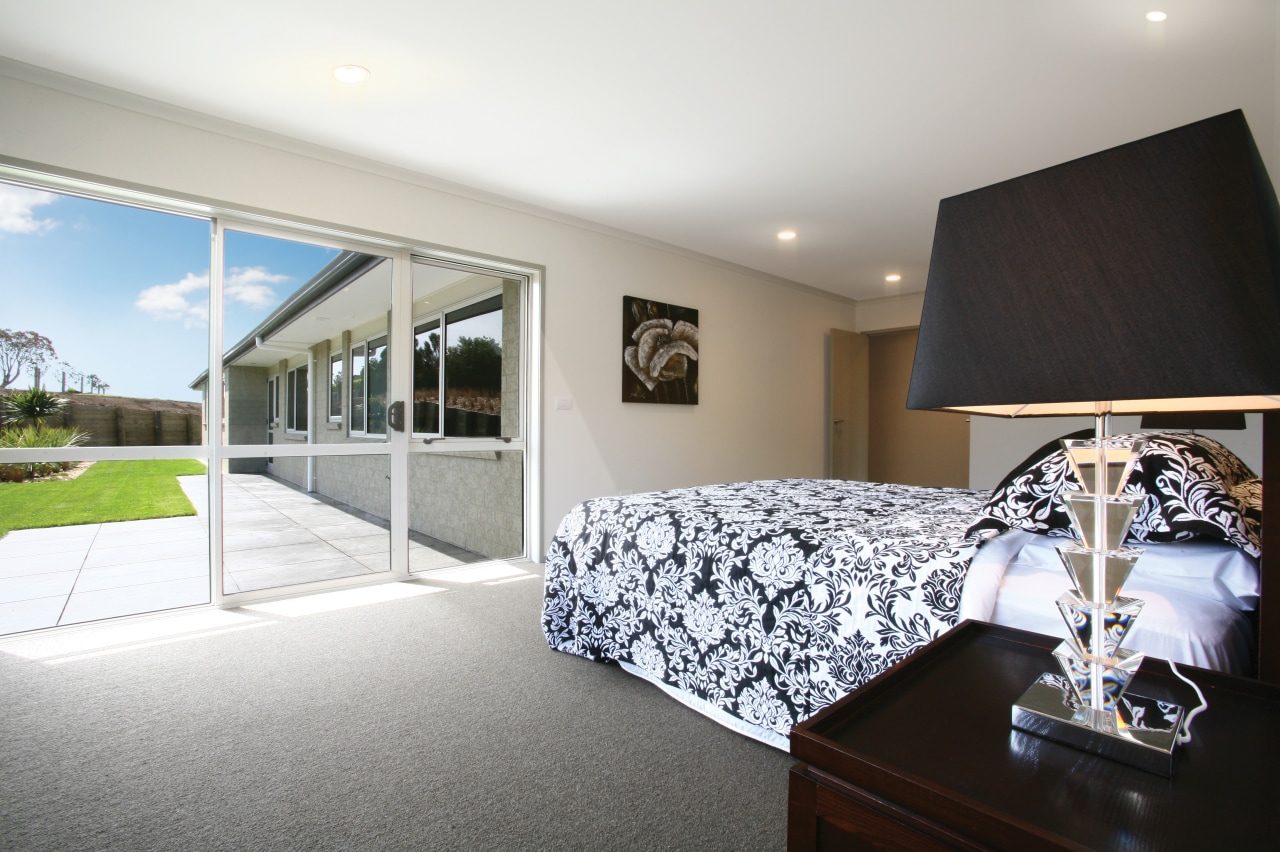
269, 353, 310, 489
501, 279, 521, 438
409, 452, 523, 558
226, 366, 268, 474
314, 453, 390, 521
253, 316, 524, 558
269, 451, 308, 489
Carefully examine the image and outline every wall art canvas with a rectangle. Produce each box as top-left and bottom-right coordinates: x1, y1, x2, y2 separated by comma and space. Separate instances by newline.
622, 296, 699, 404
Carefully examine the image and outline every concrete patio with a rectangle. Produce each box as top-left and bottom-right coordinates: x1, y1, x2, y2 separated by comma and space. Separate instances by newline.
0, 473, 481, 636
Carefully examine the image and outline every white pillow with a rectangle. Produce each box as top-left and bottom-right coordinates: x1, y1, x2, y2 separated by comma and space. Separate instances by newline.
1010, 531, 1259, 612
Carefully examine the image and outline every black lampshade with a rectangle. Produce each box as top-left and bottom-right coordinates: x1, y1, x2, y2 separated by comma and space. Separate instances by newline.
907, 109, 1280, 417
1140, 411, 1247, 431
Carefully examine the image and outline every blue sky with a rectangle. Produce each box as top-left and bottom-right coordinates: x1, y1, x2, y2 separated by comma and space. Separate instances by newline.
0, 182, 337, 401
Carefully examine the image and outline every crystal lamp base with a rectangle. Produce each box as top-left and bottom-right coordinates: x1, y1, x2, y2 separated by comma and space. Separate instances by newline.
1012, 672, 1185, 776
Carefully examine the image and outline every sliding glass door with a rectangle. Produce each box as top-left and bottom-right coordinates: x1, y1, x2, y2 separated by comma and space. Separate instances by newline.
209, 225, 533, 606
215, 226, 397, 599
0, 164, 539, 633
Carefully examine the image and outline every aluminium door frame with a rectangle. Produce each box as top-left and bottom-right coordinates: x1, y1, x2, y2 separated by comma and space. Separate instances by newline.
0, 158, 541, 623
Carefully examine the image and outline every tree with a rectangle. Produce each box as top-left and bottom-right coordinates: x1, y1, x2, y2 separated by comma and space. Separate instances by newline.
0, 329, 56, 390
445, 336, 501, 395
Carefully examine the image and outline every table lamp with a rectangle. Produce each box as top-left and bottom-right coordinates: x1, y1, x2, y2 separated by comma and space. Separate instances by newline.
906, 109, 1280, 774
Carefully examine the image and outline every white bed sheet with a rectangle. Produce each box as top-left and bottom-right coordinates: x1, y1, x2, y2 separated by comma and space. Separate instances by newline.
961, 530, 1258, 674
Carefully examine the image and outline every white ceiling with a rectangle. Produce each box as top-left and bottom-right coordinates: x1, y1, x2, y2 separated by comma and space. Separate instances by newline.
0, 1, 1275, 302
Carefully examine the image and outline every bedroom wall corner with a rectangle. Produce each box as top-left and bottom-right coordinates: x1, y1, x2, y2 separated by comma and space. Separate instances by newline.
854, 292, 924, 334
969, 415, 1265, 492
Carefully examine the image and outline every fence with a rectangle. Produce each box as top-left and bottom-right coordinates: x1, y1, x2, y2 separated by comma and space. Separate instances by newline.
63, 404, 202, 447
60, 403, 203, 447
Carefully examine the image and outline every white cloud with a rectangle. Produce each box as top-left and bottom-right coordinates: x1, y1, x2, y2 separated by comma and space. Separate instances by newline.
225, 266, 289, 309
134, 266, 289, 327
135, 272, 210, 328
0, 184, 59, 235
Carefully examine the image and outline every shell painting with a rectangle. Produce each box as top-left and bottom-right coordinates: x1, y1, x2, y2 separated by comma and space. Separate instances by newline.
622, 296, 699, 404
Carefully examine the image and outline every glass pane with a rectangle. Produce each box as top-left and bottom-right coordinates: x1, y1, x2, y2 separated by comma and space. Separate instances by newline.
350, 343, 366, 433
412, 260, 521, 440
407, 449, 524, 571
413, 320, 441, 435
220, 230, 391, 448
328, 352, 342, 420
222, 455, 390, 594
367, 335, 388, 436
0, 180, 209, 448
0, 458, 210, 636
444, 296, 503, 438
293, 365, 308, 432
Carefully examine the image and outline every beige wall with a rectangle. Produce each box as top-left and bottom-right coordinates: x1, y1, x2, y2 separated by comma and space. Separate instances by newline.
866, 330, 969, 488
0, 68, 858, 556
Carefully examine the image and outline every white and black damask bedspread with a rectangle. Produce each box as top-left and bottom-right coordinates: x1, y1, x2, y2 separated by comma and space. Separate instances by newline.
541, 479, 989, 741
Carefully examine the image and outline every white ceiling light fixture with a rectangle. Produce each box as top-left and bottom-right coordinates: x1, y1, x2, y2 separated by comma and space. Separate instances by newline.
777, 230, 797, 241
1146, 11, 1167, 23
332, 64, 371, 84
885, 273, 902, 282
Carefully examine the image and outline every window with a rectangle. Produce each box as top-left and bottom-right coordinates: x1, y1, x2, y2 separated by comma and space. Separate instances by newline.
328, 351, 343, 421
349, 336, 387, 435
286, 363, 308, 433
267, 376, 277, 424
349, 342, 365, 433
367, 335, 388, 434
413, 293, 503, 438
413, 319, 440, 434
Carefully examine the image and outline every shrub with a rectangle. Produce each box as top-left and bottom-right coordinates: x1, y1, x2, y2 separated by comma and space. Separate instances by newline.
0, 424, 90, 480
1, 387, 68, 427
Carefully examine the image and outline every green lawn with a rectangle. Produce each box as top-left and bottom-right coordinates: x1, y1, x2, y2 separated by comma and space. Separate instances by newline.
0, 459, 207, 538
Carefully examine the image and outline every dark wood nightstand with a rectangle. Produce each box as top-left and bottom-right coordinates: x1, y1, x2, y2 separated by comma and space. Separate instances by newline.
788, 621, 1280, 850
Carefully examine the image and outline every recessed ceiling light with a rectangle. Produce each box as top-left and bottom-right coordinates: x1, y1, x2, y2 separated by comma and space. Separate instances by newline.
777, 230, 797, 241
885, 274, 902, 282
1146, 11, 1167, 22
333, 64, 371, 84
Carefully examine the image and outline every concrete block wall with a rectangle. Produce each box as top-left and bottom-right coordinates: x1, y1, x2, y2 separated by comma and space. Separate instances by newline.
409, 451, 523, 558
501, 279, 521, 438
226, 366, 268, 474
268, 449, 308, 489
314, 453, 390, 520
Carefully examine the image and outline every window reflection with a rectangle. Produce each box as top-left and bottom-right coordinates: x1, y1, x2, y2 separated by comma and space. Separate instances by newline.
413, 319, 441, 434
444, 296, 503, 438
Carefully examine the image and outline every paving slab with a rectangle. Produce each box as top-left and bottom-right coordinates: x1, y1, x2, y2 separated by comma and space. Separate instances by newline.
0, 472, 484, 635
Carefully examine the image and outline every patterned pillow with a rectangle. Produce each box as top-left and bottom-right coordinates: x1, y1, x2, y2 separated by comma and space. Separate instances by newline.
968, 430, 1261, 557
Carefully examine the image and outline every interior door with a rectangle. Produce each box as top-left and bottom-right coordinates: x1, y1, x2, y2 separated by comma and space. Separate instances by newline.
829, 328, 869, 480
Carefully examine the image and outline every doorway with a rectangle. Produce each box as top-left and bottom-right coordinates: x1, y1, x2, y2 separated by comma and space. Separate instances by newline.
866, 329, 969, 488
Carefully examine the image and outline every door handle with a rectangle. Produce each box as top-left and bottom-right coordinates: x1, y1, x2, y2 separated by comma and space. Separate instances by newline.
388, 400, 405, 432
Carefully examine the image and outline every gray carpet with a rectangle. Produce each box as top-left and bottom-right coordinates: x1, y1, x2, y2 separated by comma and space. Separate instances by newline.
0, 566, 792, 851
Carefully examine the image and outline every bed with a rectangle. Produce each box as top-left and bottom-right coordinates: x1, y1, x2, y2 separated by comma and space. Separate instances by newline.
541, 431, 1265, 750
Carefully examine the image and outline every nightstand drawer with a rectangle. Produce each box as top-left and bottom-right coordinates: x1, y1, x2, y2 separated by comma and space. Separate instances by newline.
790, 766, 980, 851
